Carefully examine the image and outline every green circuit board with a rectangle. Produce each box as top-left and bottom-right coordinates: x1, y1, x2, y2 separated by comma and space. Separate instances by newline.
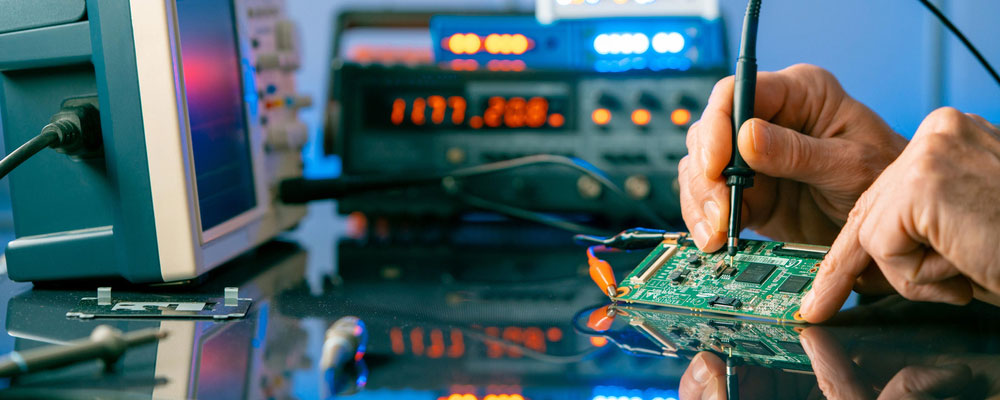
619, 306, 811, 371
613, 238, 828, 323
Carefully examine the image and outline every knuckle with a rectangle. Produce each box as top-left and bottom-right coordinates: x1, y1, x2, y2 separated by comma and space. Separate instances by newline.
905, 150, 949, 192
847, 192, 870, 222
928, 106, 965, 124
678, 155, 691, 176
892, 366, 920, 386
922, 107, 968, 138
709, 76, 734, 100
894, 280, 922, 300
712, 76, 734, 92
685, 122, 699, 149
787, 63, 839, 86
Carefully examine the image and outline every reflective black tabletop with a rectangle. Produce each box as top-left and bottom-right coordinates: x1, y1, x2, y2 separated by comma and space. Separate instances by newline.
2, 205, 1000, 400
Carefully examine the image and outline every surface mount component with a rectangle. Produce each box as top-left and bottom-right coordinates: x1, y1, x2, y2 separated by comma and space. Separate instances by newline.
777, 276, 812, 294
66, 287, 251, 320
614, 239, 827, 323
618, 306, 811, 371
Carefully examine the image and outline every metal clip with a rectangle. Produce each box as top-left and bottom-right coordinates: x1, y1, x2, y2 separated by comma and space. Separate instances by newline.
97, 287, 112, 306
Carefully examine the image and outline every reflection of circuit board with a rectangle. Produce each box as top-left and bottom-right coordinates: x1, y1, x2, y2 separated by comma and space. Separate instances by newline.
619, 306, 811, 371
613, 239, 827, 323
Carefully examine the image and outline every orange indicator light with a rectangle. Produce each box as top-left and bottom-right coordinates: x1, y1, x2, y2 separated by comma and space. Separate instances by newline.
631, 108, 651, 126
469, 116, 484, 129
511, 34, 529, 55
590, 336, 609, 347
447, 33, 481, 54
391, 98, 405, 125
389, 327, 405, 354
484, 34, 502, 54
591, 108, 611, 125
411, 97, 426, 125
449, 96, 467, 125
484, 109, 502, 128
484, 33, 532, 55
548, 113, 565, 128
428, 95, 446, 124
671, 108, 692, 125
546, 327, 563, 341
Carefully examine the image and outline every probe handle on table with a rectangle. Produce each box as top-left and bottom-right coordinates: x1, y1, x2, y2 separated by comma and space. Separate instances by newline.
0, 325, 166, 378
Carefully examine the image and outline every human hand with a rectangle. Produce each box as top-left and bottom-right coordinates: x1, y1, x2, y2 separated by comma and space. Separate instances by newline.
679, 64, 907, 251
679, 327, 981, 400
802, 107, 1000, 322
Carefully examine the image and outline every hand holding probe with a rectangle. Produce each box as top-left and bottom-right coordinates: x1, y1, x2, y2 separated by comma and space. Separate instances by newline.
725, 0, 762, 264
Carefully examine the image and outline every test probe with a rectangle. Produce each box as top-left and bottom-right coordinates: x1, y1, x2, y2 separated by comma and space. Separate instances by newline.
725, 0, 762, 263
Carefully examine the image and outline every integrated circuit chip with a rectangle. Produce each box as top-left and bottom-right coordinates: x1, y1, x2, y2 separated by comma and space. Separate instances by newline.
707, 296, 743, 309
735, 263, 776, 284
734, 340, 775, 356
686, 254, 702, 266
778, 276, 812, 294
777, 341, 806, 354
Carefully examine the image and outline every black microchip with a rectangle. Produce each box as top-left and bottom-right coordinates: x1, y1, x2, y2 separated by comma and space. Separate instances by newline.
778, 276, 812, 293
687, 254, 702, 266
735, 263, 776, 284
777, 341, 806, 354
708, 296, 743, 309
735, 340, 775, 356
668, 269, 686, 283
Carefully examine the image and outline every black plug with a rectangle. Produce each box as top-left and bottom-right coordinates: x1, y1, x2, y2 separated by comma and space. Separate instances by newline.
0, 95, 104, 180
49, 96, 103, 158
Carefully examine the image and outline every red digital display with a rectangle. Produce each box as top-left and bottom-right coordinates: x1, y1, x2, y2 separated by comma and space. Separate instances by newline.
385, 95, 566, 130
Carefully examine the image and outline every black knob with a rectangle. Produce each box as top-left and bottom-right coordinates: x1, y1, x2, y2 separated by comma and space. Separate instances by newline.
675, 93, 699, 111
597, 93, 622, 110
638, 92, 662, 110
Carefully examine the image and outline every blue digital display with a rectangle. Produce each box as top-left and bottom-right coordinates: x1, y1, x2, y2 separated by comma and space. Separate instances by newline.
176, 0, 257, 232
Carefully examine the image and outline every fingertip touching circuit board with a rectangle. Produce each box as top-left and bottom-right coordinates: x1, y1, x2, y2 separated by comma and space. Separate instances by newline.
613, 238, 828, 323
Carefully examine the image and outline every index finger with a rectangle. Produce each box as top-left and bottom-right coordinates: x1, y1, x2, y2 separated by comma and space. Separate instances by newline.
799, 327, 872, 399
695, 67, 808, 181
800, 190, 875, 323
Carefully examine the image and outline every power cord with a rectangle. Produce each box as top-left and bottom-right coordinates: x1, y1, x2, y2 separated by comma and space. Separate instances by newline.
0, 100, 103, 180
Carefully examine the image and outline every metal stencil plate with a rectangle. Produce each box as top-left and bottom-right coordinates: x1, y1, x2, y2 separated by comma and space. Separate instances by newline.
66, 287, 251, 320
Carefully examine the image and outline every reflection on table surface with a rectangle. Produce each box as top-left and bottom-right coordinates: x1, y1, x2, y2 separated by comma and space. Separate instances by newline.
0, 220, 999, 400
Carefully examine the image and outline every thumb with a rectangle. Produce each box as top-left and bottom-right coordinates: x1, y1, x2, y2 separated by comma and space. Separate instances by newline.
737, 118, 850, 184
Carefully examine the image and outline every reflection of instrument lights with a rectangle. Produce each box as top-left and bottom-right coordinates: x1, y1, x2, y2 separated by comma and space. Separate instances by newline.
387, 325, 567, 359
321, 316, 369, 396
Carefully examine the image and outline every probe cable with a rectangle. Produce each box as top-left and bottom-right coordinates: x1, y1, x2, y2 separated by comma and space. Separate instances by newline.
0, 102, 102, 180
437, 154, 670, 230
918, 0, 1000, 88
281, 154, 671, 234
